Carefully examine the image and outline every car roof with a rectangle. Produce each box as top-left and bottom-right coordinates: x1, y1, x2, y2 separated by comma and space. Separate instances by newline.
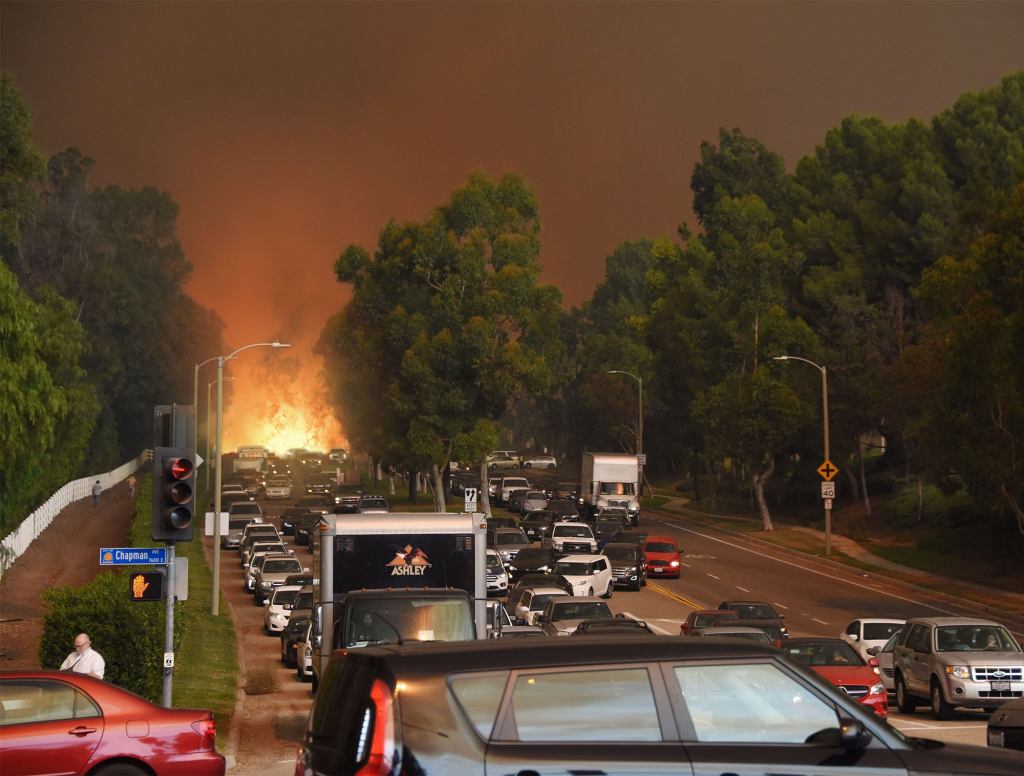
550, 596, 606, 604
338, 636, 779, 675
644, 535, 677, 543
556, 554, 603, 563
523, 587, 569, 596
699, 626, 769, 635
780, 637, 849, 645
905, 617, 1006, 627
853, 618, 905, 624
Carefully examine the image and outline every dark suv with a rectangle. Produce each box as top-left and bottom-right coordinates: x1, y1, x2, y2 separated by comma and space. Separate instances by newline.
298, 637, 1024, 775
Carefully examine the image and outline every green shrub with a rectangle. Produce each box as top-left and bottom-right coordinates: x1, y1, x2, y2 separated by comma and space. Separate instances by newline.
39, 570, 179, 702
886, 483, 974, 527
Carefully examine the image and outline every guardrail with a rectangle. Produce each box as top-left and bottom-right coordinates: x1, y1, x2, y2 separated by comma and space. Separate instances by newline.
0, 450, 150, 578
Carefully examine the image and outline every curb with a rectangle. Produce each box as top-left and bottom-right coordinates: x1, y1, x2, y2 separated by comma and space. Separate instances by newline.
648, 504, 1024, 627
202, 536, 247, 769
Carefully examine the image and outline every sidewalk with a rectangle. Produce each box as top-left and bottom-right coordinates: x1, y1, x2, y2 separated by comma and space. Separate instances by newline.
653, 496, 1024, 616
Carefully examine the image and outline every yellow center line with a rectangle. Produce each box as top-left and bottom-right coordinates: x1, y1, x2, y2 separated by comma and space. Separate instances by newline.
646, 581, 704, 610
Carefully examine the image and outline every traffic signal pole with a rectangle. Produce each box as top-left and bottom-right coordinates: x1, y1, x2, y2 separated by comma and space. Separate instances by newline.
163, 543, 175, 706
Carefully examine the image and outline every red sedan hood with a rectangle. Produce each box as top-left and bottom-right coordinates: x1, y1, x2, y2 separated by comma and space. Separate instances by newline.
812, 665, 878, 686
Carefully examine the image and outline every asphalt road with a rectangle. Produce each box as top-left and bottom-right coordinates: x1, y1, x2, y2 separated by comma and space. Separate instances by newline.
232, 465, 1023, 760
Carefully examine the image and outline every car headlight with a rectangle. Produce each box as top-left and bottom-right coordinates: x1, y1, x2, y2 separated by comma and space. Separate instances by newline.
946, 665, 970, 679
669, 560, 680, 567
869, 683, 884, 696
574, 580, 588, 586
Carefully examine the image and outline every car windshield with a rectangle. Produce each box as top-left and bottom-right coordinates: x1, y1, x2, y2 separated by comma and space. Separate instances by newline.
695, 613, 738, 627
287, 617, 311, 635
597, 520, 623, 531
524, 513, 554, 523
294, 592, 313, 610
487, 554, 503, 569
253, 544, 285, 554
552, 602, 612, 620
645, 541, 676, 553
555, 525, 593, 538
863, 622, 903, 641
935, 625, 1021, 652
229, 518, 253, 529
598, 482, 635, 495
602, 548, 634, 561
503, 479, 528, 488
530, 593, 560, 611
554, 562, 592, 576
496, 532, 528, 545
785, 642, 865, 666
360, 498, 387, 508
344, 598, 475, 646
263, 560, 301, 573
233, 504, 260, 514
525, 492, 546, 499
731, 603, 777, 619
716, 632, 771, 645
268, 478, 289, 485
271, 589, 299, 605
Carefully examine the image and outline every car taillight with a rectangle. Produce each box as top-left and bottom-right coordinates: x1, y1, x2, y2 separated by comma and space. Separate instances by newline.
192, 718, 216, 750
355, 678, 395, 775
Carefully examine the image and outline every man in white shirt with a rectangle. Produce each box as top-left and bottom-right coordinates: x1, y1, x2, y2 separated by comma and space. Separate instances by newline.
59, 633, 105, 679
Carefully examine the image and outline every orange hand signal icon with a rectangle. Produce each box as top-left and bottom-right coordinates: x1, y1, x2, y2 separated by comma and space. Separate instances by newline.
132, 575, 150, 599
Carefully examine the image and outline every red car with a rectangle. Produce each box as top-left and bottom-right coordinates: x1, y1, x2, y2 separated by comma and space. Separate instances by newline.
0, 670, 225, 776
680, 609, 739, 635
782, 638, 888, 718
643, 536, 682, 578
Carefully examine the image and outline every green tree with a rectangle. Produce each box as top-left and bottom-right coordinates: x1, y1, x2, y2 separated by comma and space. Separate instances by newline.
320, 172, 562, 512
0, 72, 45, 257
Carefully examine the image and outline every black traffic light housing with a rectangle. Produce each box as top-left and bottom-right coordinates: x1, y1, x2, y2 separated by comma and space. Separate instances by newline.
152, 446, 196, 542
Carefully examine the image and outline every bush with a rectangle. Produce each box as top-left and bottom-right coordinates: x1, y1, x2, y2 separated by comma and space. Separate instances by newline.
886, 483, 974, 527
39, 570, 178, 702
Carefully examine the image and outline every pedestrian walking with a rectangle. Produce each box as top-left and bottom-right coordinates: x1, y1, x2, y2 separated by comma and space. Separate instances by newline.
91, 480, 102, 506
59, 633, 105, 679
127, 475, 137, 498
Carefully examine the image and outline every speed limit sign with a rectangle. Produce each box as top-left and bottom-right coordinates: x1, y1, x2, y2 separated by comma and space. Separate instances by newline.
821, 482, 836, 499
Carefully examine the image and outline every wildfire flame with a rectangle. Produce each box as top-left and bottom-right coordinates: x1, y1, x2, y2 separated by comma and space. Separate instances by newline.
220, 349, 345, 455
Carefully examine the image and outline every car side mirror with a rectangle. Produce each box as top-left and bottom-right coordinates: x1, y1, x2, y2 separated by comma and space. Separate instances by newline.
262, 600, 270, 606
848, 633, 858, 641
839, 718, 871, 749
865, 646, 880, 656
868, 656, 880, 668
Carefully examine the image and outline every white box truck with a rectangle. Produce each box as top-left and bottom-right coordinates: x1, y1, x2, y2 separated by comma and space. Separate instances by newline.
581, 452, 640, 525
311, 513, 487, 690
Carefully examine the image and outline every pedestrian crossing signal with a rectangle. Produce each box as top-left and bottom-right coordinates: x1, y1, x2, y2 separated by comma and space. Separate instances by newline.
129, 572, 164, 601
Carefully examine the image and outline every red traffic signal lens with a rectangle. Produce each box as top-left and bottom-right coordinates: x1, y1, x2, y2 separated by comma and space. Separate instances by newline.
168, 457, 194, 480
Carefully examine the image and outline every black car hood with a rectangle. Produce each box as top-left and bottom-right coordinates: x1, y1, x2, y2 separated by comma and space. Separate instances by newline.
899, 737, 1024, 774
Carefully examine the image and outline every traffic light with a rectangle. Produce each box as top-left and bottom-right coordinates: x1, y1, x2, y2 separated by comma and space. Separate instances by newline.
152, 446, 196, 542
129, 571, 164, 601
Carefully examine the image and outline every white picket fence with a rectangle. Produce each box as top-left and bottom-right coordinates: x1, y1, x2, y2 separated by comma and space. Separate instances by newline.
0, 451, 150, 577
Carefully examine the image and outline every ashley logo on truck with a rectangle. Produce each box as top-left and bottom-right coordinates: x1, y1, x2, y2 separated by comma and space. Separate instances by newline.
387, 545, 431, 576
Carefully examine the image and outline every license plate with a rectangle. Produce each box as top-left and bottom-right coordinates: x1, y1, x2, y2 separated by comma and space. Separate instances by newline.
991, 681, 1011, 691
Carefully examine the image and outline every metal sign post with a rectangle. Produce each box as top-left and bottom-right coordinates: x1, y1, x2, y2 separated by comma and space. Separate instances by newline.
162, 543, 175, 707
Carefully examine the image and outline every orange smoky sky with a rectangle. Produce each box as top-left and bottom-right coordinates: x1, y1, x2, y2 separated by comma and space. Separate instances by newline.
3, 1, 1022, 449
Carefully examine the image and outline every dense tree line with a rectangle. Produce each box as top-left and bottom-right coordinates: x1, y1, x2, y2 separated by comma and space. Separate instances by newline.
322, 72, 1022, 565
0, 74, 224, 534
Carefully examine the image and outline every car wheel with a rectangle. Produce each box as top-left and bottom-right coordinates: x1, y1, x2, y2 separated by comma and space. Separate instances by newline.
286, 647, 297, 669
895, 674, 916, 714
311, 674, 318, 694
93, 763, 148, 776
603, 582, 613, 599
930, 678, 955, 720
587, 587, 594, 597
548, 463, 555, 469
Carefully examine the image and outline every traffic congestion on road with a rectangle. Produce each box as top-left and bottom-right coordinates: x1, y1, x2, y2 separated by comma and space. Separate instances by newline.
211, 446, 1024, 774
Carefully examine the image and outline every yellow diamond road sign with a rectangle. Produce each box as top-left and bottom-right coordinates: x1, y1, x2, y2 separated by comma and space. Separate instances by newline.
817, 460, 839, 481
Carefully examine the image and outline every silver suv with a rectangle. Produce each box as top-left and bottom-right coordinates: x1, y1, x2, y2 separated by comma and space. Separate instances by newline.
893, 616, 1024, 719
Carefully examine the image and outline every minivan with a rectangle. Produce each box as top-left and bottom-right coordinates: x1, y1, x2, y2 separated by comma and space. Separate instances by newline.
297, 637, 1024, 775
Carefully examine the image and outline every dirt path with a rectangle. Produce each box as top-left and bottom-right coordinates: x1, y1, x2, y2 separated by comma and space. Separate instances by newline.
0, 477, 138, 667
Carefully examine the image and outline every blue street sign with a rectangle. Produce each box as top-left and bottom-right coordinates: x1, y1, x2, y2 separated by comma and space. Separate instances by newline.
99, 547, 167, 565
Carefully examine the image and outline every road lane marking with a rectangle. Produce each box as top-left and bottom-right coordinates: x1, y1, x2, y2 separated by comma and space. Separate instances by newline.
647, 581, 704, 610
773, 602, 789, 609
736, 586, 750, 592
707, 573, 720, 580
620, 611, 674, 635
889, 721, 986, 730
812, 617, 829, 625
679, 562, 691, 568
657, 520, 965, 618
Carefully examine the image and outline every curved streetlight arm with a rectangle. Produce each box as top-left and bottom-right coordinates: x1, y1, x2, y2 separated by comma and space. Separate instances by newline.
224, 341, 290, 361
773, 355, 824, 374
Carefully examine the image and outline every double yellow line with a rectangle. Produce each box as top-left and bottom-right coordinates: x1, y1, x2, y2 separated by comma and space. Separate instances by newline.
646, 580, 703, 610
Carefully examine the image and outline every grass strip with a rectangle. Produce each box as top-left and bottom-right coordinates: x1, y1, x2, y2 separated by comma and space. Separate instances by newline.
130, 476, 238, 748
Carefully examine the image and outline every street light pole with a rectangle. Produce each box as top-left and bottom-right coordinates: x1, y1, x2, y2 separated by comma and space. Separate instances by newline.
207, 377, 236, 493
774, 355, 832, 554
212, 341, 290, 616
193, 357, 219, 450
608, 370, 644, 499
